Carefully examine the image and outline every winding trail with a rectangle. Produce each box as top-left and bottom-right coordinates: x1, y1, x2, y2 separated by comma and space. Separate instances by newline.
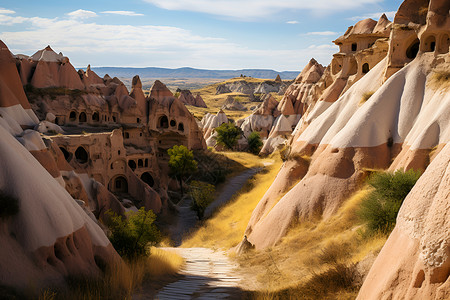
152, 167, 264, 299
155, 248, 242, 299
170, 168, 259, 246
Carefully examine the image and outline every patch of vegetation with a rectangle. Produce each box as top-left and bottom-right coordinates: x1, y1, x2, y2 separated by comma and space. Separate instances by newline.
182, 156, 281, 249
358, 169, 422, 235
105, 208, 161, 259
0, 190, 19, 219
189, 181, 216, 219
39, 247, 183, 300
359, 91, 375, 105
247, 132, 263, 155
168, 145, 198, 196
214, 122, 243, 150
429, 70, 450, 90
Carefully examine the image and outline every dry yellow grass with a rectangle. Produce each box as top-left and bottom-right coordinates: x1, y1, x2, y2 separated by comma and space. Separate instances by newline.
182, 156, 282, 249
38, 248, 184, 300
237, 188, 388, 299
359, 91, 375, 105
428, 70, 450, 90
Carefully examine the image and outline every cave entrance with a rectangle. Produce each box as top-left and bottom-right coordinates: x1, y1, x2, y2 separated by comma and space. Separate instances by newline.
141, 172, 155, 187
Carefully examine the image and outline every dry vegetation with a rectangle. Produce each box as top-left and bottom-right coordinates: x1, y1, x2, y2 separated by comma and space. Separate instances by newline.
359, 91, 375, 105
182, 155, 282, 249
38, 248, 184, 300
238, 189, 387, 299
428, 70, 450, 90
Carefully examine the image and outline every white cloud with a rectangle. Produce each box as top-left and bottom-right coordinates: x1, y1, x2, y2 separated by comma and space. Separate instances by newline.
286, 21, 299, 24
101, 11, 145, 16
0, 8, 15, 14
305, 31, 338, 36
0, 11, 336, 69
67, 9, 97, 19
143, 0, 382, 19
308, 44, 338, 50
348, 11, 396, 21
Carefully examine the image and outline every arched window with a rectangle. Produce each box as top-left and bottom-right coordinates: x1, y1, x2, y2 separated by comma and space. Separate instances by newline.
406, 39, 420, 60
75, 146, 88, 164
79, 112, 87, 123
170, 120, 176, 127
362, 63, 370, 74
92, 112, 99, 122
423, 35, 436, 52
69, 111, 77, 121
351, 43, 357, 51
128, 160, 136, 171
113, 176, 128, 193
138, 159, 143, 168
178, 123, 184, 132
140, 172, 154, 187
158, 116, 169, 128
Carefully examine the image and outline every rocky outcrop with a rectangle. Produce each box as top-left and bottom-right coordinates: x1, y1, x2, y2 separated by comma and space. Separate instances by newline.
357, 143, 450, 300
0, 43, 120, 291
215, 79, 290, 96
200, 110, 229, 147
245, 0, 449, 249
253, 15, 392, 156
177, 89, 207, 108
221, 95, 246, 111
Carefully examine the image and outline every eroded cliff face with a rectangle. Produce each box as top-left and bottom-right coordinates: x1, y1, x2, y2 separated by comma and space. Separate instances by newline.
357, 143, 449, 300
245, 0, 449, 254
0, 41, 120, 291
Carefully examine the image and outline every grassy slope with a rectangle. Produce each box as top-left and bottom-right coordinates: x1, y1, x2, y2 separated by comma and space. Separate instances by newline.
180, 150, 388, 299
182, 153, 281, 249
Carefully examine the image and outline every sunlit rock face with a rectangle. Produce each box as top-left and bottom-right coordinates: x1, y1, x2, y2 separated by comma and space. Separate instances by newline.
246, 0, 449, 252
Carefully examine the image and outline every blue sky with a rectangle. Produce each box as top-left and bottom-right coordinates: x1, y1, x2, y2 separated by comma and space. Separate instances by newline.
0, 0, 402, 71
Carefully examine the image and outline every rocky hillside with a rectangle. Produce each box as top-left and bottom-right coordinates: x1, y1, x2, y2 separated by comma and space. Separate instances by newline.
245, 0, 449, 297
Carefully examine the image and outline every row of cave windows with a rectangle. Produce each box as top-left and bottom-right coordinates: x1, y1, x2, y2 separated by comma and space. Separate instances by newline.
406, 34, 450, 60
128, 159, 149, 170
157, 116, 185, 132
68, 111, 141, 124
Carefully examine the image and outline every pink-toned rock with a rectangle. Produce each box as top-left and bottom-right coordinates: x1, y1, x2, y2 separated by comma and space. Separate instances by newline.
357, 143, 450, 300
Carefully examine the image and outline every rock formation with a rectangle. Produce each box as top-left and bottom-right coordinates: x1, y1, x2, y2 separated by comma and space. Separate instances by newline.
221, 95, 246, 111
215, 79, 290, 96
251, 15, 392, 155
245, 0, 449, 251
177, 88, 207, 108
357, 142, 449, 299
199, 110, 229, 147
0, 41, 120, 292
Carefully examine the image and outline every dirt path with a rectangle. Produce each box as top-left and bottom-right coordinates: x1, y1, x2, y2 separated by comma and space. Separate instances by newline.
154, 248, 243, 299
169, 168, 259, 246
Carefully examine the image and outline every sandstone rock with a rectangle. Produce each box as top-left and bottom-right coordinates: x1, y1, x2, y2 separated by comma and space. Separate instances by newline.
221, 95, 246, 111
357, 143, 450, 300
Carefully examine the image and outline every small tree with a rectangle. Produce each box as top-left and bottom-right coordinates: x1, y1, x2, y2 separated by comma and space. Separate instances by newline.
168, 145, 198, 196
247, 132, 263, 155
358, 169, 421, 235
105, 208, 161, 259
189, 181, 215, 219
215, 122, 242, 150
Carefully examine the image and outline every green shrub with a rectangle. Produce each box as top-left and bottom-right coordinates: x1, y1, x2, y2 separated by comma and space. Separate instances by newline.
358, 169, 421, 234
247, 132, 263, 155
0, 191, 19, 219
189, 181, 215, 219
168, 145, 198, 196
214, 122, 242, 150
105, 208, 161, 259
